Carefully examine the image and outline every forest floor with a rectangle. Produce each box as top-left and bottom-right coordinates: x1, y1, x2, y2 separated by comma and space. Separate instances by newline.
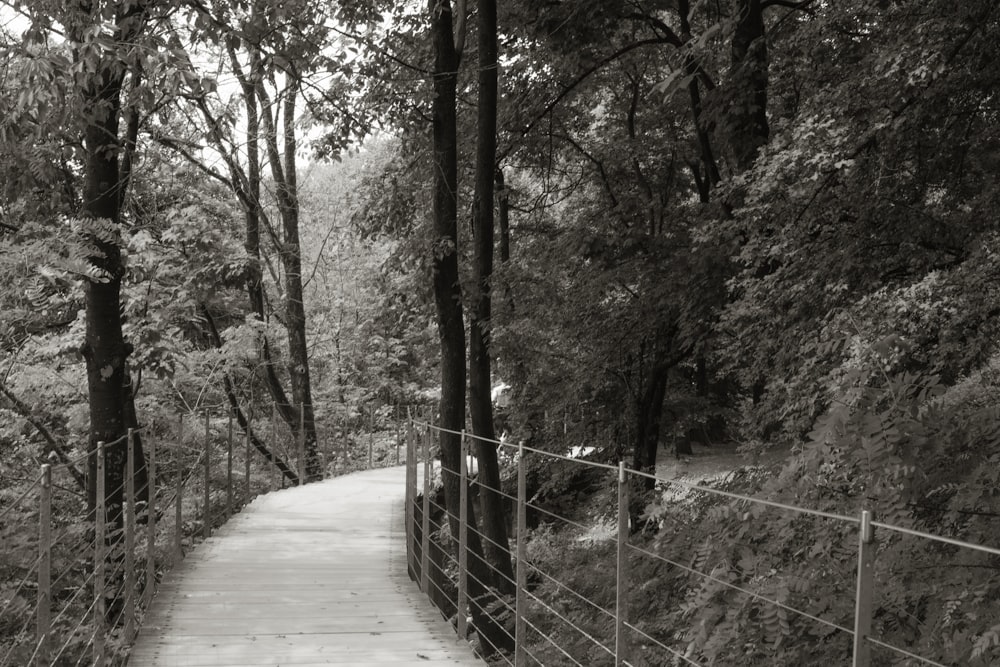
653, 441, 788, 500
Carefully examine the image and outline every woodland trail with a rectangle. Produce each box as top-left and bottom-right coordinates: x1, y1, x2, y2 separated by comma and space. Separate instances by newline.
128, 466, 482, 666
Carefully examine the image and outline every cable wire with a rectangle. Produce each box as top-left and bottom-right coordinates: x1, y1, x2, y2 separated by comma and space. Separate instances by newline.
626, 543, 853, 636
524, 589, 614, 657
866, 637, 950, 667
624, 620, 702, 666
522, 617, 584, 666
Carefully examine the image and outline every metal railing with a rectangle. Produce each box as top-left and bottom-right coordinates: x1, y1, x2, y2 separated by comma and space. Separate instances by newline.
404, 419, 1000, 667
1, 402, 406, 667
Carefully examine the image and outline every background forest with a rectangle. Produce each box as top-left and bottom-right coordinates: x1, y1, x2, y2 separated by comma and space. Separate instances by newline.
2, 0, 999, 665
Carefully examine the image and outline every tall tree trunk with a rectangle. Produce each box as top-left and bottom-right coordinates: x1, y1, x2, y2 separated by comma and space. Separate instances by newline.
429, 0, 512, 654
469, 0, 515, 595
257, 75, 320, 481
80, 64, 130, 529
278, 88, 320, 481
221, 45, 297, 433
730, 0, 769, 171
679, 0, 721, 202
632, 362, 669, 489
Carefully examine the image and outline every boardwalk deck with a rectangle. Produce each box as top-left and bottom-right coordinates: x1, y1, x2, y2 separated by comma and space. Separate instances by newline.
128, 466, 482, 666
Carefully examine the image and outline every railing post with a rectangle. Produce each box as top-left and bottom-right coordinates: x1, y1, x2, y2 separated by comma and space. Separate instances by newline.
36, 463, 51, 667
369, 404, 375, 469
204, 413, 211, 539
245, 409, 252, 502
175, 415, 183, 562
144, 430, 156, 609
852, 510, 875, 667
405, 416, 416, 580
124, 429, 136, 641
94, 442, 106, 667
457, 430, 469, 640
421, 426, 431, 596
270, 403, 278, 489
515, 441, 527, 667
298, 401, 306, 485
227, 411, 234, 517
615, 462, 630, 666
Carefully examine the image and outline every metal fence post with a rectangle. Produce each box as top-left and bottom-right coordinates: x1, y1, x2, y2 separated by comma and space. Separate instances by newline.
124, 429, 136, 641
852, 510, 875, 667
421, 428, 431, 595
270, 403, 279, 489
94, 442, 106, 667
227, 411, 234, 516
615, 462, 630, 666
144, 431, 156, 609
405, 416, 416, 580
244, 409, 252, 502
457, 431, 469, 640
36, 463, 51, 666
203, 414, 211, 539
175, 415, 184, 562
515, 441, 527, 667
298, 402, 306, 485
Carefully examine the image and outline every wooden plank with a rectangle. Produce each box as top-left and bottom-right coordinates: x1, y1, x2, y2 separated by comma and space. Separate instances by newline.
128, 466, 481, 666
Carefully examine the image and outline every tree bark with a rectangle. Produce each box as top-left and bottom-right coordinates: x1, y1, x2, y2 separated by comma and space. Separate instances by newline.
79, 62, 131, 529
730, 0, 770, 171
468, 0, 515, 595
256, 72, 320, 481
429, 0, 513, 654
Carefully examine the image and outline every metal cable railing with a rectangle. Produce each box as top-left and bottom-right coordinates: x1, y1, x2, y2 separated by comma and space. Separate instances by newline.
405, 418, 1000, 667
2, 403, 353, 667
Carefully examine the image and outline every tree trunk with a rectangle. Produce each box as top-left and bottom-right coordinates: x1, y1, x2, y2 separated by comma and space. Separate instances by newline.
222, 45, 298, 434
80, 63, 131, 530
256, 75, 321, 481
429, 0, 513, 654
730, 0, 769, 171
678, 0, 721, 202
468, 0, 515, 595
632, 364, 669, 489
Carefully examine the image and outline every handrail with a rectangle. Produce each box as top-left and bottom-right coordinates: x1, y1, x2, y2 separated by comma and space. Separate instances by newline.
3, 401, 407, 667
406, 418, 1000, 667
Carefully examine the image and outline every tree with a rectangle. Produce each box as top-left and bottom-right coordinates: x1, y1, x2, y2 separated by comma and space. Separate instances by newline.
468, 0, 516, 593
428, 0, 513, 654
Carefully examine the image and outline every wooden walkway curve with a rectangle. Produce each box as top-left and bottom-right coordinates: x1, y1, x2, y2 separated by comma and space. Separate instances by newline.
128, 466, 482, 666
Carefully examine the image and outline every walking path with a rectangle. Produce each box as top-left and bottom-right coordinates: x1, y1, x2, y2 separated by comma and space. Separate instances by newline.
128, 466, 482, 666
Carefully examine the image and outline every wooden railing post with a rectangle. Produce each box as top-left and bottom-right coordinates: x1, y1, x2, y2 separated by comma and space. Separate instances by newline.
852, 510, 875, 667
457, 430, 469, 640
94, 442, 106, 667
203, 413, 211, 539
421, 426, 431, 595
124, 429, 136, 641
615, 462, 629, 666
515, 441, 527, 667
227, 411, 234, 517
144, 431, 156, 609
36, 463, 51, 666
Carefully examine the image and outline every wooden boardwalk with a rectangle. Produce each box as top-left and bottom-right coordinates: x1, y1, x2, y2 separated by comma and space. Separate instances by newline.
128, 466, 482, 666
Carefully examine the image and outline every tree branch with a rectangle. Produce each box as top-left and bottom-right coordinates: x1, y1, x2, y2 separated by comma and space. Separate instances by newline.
0, 382, 87, 492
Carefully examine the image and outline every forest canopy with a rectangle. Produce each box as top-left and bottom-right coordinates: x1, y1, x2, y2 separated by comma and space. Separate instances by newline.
2, 0, 999, 664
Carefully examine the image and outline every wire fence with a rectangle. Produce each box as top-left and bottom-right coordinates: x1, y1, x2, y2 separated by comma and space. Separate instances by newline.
0, 402, 407, 667
404, 419, 1000, 667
